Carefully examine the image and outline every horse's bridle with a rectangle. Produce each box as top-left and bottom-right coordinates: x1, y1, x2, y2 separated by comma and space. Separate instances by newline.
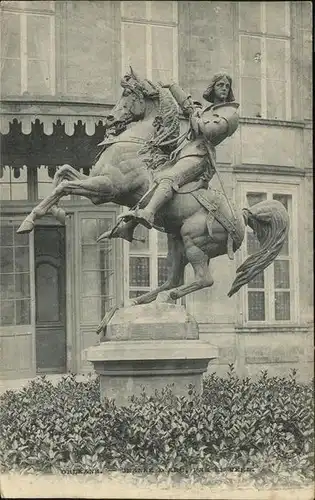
104, 75, 158, 138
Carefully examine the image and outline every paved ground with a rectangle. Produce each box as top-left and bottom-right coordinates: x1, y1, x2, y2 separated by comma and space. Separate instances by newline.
0, 473, 313, 499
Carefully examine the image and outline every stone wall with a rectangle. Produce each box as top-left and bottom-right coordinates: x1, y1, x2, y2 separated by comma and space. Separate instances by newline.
200, 327, 313, 382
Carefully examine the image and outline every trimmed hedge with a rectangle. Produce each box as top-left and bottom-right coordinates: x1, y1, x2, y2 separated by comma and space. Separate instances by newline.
0, 365, 313, 487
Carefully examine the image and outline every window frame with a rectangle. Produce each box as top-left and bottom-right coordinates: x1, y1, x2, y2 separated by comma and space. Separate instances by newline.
78, 212, 118, 327
0, 165, 29, 200
0, 216, 35, 332
120, 0, 178, 82
0, 215, 36, 378
0, 165, 75, 202
238, 1, 291, 120
0, 0, 56, 96
238, 181, 299, 326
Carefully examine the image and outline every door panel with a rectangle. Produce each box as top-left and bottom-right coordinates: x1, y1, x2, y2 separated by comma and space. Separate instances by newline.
35, 226, 66, 373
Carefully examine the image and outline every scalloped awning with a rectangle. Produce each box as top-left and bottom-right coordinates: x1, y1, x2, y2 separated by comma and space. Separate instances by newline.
0, 117, 107, 170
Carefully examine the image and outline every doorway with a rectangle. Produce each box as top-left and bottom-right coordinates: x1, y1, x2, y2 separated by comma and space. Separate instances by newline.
34, 226, 66, 373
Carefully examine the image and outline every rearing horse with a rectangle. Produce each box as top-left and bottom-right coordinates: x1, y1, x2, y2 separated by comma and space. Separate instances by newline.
17, 69, 289, 323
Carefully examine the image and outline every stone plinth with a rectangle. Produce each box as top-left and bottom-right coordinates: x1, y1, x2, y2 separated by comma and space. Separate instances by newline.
87, 303, 218, 406
104, 302, 199, 341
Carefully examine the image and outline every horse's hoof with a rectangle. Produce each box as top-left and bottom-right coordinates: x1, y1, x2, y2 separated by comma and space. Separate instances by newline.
117, 211, 131, 221
98, 225, 134, 243
155, 291, 176, 304
16, 219, 34, 234
118, 209, 154, 229
97, 230, 112, 242
124, 299, 138, 307
95, 305, 120, 335
53, 207, 66, 225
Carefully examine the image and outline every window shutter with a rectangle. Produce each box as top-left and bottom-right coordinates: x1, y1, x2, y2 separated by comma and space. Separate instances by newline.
0, 12, 21, 95
239, 2, 261, 33
26, 15, 52, 94
122, 23, 146, 76
265, 39, 287, 119
151, 1, 174, 23
240, 36, 262, 117
152, 25, 174, 82
265, 2, 289, 36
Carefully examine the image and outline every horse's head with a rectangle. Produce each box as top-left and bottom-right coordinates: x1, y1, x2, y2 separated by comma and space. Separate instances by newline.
104, 67, 159, 133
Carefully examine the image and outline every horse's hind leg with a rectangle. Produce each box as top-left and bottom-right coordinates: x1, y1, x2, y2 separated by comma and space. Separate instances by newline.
164, 224, 214, 301
96, 235, 186, 335
128, 235, 187, 305
168, 247, 213, 300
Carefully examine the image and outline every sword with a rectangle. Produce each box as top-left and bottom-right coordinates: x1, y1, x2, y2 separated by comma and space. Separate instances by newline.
203, 140, 236, 222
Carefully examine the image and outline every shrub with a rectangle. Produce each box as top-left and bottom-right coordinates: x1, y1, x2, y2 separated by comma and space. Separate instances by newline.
0, 366, 313, 487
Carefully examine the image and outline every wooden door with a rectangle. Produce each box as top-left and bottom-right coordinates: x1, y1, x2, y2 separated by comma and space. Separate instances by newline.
34, 226, 66, 373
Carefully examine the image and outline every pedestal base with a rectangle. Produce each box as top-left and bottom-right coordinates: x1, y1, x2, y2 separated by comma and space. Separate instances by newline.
87, 303, 218, 406
88, 340, 218, 406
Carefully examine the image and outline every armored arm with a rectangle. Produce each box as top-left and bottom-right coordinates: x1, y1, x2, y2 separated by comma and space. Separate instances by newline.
167, 83, 201, 117
197, 103, 240, 146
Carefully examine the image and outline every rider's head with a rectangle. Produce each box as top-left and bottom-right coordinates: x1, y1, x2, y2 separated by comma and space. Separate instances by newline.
203, 73, 235, 104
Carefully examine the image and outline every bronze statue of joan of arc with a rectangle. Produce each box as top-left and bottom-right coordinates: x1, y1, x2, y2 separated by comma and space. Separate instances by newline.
16, 67, 289, 310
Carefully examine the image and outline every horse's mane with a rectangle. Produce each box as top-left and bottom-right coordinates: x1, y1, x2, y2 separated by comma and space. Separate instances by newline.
122, 70, 180, 151
95, 69, 181, 170
138, 83, 181, 170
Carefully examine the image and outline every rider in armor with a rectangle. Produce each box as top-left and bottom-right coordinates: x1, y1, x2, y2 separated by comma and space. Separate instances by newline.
121, 73, 239, 229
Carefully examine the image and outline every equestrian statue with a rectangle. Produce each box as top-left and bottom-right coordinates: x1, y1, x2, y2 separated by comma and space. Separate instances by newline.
17, 68, 289, 333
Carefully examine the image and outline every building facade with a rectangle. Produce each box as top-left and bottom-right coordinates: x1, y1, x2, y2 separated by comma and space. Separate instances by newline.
0, 1, 313, 380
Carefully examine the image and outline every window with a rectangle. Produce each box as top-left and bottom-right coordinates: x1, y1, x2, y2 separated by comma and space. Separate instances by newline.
37, 165, 71, 201
37, 166, 55, 199
121, 1, 178, 82
0, 166, 28, 200
80, 217, 115, 325
0, 0, 55, 96
239, 2, 291, 120
240, 185, 298, 324
127, 226, 168, 300
0, 221, 31, 326
0, 165, 74, 202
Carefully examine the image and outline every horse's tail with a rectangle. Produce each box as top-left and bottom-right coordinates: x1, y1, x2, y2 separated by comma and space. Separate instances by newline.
227, 200, 290, 297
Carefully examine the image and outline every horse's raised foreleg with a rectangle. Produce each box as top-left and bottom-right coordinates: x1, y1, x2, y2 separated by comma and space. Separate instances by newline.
17, 176, 114, 234
129, 235, 187, 306
52, 165, 87, 187
49, 166, 89, 223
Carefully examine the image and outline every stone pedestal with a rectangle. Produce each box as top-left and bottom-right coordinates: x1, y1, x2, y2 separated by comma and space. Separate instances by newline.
87, 303, 218, 406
